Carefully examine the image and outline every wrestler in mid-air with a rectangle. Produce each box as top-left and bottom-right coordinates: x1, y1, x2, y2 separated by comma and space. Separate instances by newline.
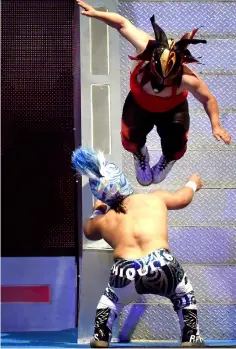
77, 0, 231, 185
73, 146, 205, 348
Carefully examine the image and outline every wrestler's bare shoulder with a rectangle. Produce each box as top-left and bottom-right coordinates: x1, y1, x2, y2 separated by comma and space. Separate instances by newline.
123, 192, 167, 208
182, 65, 202, 86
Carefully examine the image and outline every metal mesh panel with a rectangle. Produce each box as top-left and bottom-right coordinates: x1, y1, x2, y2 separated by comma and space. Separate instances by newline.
118, 2, 236, 38
120, 304, 236, 340
169, 227, 236, 264
1, 0, 76, 256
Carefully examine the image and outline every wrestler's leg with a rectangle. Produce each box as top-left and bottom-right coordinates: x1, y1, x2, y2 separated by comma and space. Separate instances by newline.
152, 100, 190, 183
91, 259, 139, 348
90, 287, 120, 348
170, 273, 204, 347
134, 249, 204, 347
121, 92, 153, 186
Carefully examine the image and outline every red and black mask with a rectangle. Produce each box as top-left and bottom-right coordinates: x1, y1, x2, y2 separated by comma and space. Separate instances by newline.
129, 15, 207, 92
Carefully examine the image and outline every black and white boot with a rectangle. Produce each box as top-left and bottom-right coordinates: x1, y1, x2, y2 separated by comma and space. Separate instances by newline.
133, 145, 152, 186
90, 307, 116, 348
152, 154, 176, 184
180, 309, 206, 347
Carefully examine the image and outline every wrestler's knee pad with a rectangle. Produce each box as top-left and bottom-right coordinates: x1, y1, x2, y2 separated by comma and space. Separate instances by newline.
171, 290, 197, 312
97, 292, 118, 313
171, 274, 197, 311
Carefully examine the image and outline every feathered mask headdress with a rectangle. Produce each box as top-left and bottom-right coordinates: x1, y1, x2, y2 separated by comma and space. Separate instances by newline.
72, 147, 134, 207
129, 15, 207, 91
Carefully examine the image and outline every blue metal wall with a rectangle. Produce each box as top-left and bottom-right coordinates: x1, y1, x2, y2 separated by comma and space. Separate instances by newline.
1, 257, 76, 331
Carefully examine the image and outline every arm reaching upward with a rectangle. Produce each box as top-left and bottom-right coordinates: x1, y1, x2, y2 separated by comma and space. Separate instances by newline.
152, 173, 203, 210
76, 0, 152, 53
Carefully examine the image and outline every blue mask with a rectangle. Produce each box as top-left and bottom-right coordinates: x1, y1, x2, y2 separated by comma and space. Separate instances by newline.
72, 147, 134, 206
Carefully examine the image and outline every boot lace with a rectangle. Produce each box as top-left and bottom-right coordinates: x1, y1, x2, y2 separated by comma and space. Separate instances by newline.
135, 152, 147, 171
158, 157, 170, 171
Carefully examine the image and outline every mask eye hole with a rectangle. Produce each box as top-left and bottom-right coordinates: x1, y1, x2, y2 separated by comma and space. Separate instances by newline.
150, 62, 163, 84
165, 51, 176, 76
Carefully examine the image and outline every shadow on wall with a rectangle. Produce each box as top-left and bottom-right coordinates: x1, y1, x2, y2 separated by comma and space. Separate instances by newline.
119, 304, 147, 342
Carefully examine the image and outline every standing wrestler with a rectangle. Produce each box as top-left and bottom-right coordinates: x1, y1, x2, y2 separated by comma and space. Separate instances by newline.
77, 0, 231, 185
73, 146, 205, 348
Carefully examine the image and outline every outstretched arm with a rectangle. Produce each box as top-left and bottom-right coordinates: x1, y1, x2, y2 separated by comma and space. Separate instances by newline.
77, 0, 152, 53
183, 71, 231, 144
152, 173, 203, 210
83, 200, 108, 240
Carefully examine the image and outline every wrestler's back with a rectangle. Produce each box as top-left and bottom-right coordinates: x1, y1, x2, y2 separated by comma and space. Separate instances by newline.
99, 193, 170, 260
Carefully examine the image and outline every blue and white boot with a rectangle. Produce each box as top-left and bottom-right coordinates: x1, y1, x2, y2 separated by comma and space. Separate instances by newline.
133, 145, 152, 186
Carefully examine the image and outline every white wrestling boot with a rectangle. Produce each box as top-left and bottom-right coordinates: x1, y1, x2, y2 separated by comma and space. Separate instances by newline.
152, 154, 176, 184
133, 145, 152, 186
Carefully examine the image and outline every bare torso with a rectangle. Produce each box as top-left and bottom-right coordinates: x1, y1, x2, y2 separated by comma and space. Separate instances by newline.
96, 193, 170, 260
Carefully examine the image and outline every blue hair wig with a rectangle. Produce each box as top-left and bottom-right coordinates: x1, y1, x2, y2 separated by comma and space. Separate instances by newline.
72, 147, 106, 179
72, 146, 134, 206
